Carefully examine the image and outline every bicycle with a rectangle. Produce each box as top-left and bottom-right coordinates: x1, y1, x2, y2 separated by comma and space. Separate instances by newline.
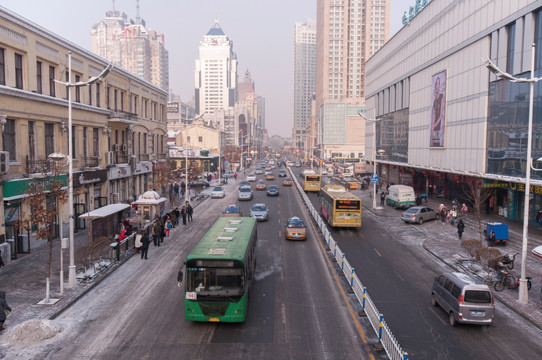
494, 271, 532, 292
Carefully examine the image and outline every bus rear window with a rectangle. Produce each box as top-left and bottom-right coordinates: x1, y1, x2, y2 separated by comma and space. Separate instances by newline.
335, 200, 361, 210
306, 176, 320, 181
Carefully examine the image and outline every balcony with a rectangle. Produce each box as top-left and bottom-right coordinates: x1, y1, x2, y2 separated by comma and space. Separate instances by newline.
157, 153, 167, 160
26, 156, 52, 175
108, 110, 138, 124
81, 156, 100, 169
138, 153, 150, 162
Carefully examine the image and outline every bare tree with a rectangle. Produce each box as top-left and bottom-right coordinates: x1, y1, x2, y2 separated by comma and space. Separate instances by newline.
223, 145, 241, 171
462, 176, 494, 244
16, 161, 67, 303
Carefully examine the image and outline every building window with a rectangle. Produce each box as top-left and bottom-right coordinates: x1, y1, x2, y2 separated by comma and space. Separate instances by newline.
2, 118, 16, 161
65, 71, 69, 99
88, 84, 92, 106
121, 92, 124, 111
75, 75, 81, 102
198, 136, 203, 142
83, 127, 88, 158
0, 48, 5, 85
114, 89, 118, 110
506, 22, 516, 74
36, 61, 42, 94
28, 120, 35, 161
96, 83, 101, 107
187, 136, 191, 143
44, 123, 55, 158
49, 65, 55, 97
15, 53, 23, 89
106, 86, 110, 109
93, 128, 99, 156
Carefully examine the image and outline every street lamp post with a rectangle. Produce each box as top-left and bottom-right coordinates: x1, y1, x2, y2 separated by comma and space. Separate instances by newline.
483, 43, 542, 304
55, 52, 112, 289
358, 112, 382, 210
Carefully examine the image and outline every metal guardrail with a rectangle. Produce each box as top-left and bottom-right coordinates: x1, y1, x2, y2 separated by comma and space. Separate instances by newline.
290, 168, 408, 360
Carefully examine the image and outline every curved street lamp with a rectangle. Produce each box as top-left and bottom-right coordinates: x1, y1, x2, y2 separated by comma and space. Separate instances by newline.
482, 43, 542, 304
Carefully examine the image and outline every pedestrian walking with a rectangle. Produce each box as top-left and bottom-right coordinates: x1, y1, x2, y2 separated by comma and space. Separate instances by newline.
457, 219, 465, 240
165, 216, 173, 237
152, 218, 162, 246
461, 203, 468, 216
428, 185, 433, 199
174, 207, 180, 226
380, 191, 386, 206
415, 194, 422, 206
234, 172, 238, 180
140, 231, 150, 259
170, 211, 177, 228
0, 248, 5, 267
187, 204, 193, 222
181, 206, 187, 225
440, 206, 447, 225
450, 208, 457, 226
0, 291, 12, 331
134, 230, 142, 253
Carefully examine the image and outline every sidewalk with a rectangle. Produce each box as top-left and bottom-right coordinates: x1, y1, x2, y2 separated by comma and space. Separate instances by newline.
352, 182, 542, 330
0, 192, 209, 330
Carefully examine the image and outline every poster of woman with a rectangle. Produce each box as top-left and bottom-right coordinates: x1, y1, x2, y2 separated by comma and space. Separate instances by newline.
430, 70, 447, 147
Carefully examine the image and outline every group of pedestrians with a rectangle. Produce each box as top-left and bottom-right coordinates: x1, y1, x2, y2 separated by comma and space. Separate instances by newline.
438, 200, 468, 240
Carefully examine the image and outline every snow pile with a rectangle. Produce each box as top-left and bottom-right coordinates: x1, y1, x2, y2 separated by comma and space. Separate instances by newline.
3, 319, 60, 349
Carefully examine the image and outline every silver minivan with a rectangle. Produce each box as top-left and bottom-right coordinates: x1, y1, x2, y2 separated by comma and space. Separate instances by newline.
431, 272, 495, 326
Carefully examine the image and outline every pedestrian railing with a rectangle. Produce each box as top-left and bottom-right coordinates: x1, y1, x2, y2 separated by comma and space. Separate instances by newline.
290, 168, 408, 360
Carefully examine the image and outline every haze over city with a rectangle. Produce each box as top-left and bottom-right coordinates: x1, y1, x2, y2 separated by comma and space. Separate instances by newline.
0, 0, 411, 137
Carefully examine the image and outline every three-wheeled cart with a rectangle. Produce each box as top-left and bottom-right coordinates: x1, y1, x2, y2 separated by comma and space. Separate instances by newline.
485, 222, 508, 246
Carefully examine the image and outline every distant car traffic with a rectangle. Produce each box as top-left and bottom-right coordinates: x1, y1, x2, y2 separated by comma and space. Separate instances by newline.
401, 206, 440, 224
238, 186, 253, 201
284, 217, 307, 240
247, 173, 256, 182
256, 180, 267, 190
211, 186, 225, 199
255, 168, 263, 175
278, 170, 287, 177
282, 177, 293, 186
223, 204, 242, 217
238, 180, 250, 189
250, 203, 269, 221
266, 172, 275, 180
266, 185, 279, 196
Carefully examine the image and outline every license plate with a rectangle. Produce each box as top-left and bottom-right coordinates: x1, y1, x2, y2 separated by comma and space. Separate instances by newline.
471, 311, 484, 316
294, 235, 299, 238
209, 317, 220, 322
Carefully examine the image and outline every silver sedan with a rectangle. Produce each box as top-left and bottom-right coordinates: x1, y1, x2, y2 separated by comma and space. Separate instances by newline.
401, 206, 440, 224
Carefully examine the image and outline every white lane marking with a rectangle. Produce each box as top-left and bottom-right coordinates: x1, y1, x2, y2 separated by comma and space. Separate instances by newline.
281, 303, 286, 325
428, 306, 448, 326
374, 248, 383, 257
394, 270, 404, 282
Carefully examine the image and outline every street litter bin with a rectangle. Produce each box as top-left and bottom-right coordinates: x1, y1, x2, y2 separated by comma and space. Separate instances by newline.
485, 222, 508, 246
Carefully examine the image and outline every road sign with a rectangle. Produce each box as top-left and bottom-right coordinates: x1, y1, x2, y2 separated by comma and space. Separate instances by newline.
371, 174, 379, 183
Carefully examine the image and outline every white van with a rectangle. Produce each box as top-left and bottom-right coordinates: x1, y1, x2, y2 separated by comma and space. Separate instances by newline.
386, 185, 415, 209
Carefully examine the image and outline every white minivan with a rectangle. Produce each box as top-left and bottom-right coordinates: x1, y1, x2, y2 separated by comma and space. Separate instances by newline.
386, 185, 415, 209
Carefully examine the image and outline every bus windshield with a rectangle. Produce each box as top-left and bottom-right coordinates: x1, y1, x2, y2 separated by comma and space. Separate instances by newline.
187, 267, 244, 296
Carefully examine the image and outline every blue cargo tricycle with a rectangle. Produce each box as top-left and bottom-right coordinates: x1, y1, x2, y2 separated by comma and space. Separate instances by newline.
484, 222, 508, 246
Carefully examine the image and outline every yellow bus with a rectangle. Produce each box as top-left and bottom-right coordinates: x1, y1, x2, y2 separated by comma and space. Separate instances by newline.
319, 185, 362, 227
302, 170, 321, 192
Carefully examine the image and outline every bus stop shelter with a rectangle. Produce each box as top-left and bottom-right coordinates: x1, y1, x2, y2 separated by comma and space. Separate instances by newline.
131, 190, 167, 229
79, 203, 131, 249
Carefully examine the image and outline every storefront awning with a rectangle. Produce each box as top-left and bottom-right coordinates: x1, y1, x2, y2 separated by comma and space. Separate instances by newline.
79, 203, 130, 219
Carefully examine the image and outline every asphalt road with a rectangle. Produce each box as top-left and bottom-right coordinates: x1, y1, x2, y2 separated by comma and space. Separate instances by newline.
18, 165, 374, 360
297, 169, 542, 360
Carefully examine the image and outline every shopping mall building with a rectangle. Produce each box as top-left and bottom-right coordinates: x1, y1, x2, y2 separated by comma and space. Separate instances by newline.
365, 0, 542, 223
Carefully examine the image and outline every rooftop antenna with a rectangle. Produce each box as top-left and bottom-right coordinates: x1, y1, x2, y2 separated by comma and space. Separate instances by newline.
136, 0, 141, 24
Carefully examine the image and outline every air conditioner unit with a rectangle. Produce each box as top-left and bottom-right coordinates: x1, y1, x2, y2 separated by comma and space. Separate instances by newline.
0, 151, 9, 175
112, 144, 120, 152
106, 151, 114, 166
121, 144, 128, 152
130, 155, 137, 170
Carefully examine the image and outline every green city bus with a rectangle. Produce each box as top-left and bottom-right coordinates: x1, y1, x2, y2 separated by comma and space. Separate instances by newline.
177, 217, 257, 322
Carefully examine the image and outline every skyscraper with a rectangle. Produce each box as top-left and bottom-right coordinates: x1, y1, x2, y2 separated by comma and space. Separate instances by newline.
194, 20, 238, 116
315, 0, 390, 159
91, 9, 169, 91
293, 19, 316, 151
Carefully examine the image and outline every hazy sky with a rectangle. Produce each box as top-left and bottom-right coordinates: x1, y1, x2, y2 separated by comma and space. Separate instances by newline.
1, 0, 412, 137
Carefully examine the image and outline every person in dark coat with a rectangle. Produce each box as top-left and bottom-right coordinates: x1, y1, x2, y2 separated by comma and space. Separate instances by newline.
174, 207, 180, 226
415, 195, 422, 206
187, 204, 193, 222
0, 291, 12, 331
457, 219, 465, 240
140, 231, 151, 259
152, 218, 162, 247
380, 191, 386, 206
181, 206, 187, 225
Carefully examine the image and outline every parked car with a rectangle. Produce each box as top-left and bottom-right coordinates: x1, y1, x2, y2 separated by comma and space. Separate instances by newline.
224, 171, 235, 178
431, 272, 495, 326
401, 206, 439, 224
256, 180, 267, 190
284, 217, 307, 240
282, 177, 293, 186
386, 185, 416, 209
278, 170, 287, 177
266, 185, 279, 196
238, 180, 250, 189
238, 186, 253, 201
247, 173, 257, 182
250, 203, 269, 221
223, 204, 242, 217
210, 186, 225, 199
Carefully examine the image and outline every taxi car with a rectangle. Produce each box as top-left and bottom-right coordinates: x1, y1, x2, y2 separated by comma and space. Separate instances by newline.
284, 217, 307, 241
255, 180, 267, 190
222, 204, 242, 217
282, 177, 293, 186
266, 172, 275, 180
348, 181, 359, 190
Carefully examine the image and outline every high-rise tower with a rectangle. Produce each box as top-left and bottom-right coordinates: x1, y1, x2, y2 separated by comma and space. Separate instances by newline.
194, 20, 238, 116
293, 19, 316, 151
